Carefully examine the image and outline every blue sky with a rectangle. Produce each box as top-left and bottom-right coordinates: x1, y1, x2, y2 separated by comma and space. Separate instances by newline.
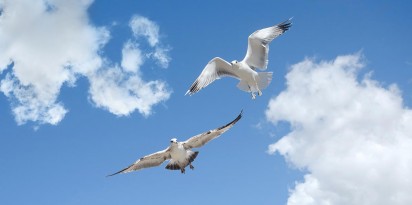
1, 1, 412, 205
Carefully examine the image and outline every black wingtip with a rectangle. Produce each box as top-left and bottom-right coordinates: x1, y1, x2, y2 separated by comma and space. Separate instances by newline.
185, 80, 199, 96
235, 109, 243, 123
279, 18, 293, 31
106, 170, 123, 177
106, 164, 133, 177
218, 110, 243, 130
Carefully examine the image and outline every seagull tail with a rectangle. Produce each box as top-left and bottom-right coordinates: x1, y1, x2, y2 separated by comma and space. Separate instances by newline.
236, 80, 250, 92
257, 72, 273, 90
165, 160, 182, 170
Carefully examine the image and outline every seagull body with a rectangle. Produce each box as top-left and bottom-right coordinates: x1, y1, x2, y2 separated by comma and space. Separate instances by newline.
107, 111, 242, 176
165, 139, 198, 172
186, 18, 292, 99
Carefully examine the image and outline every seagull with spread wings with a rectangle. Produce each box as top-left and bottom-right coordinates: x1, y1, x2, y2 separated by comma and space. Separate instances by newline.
107, 111, 242, 176
186, 18, 292, 99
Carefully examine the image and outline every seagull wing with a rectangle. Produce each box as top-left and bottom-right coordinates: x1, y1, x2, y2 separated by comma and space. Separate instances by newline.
185, 57, 239, 96
242, 18, 292, 70
183, 110, 242, 149
107, 148, 171, 176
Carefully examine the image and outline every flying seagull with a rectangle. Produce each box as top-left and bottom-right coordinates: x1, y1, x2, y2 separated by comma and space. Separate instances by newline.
107, 111, 242, 176
185, 18, 292, 99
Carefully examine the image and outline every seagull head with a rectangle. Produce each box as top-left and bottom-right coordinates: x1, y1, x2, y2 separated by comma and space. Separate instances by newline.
170, 138, 177, 144
230, 60, 239, 66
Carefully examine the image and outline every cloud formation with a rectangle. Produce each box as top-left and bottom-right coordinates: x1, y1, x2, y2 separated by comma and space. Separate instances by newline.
266, 53, 412, 205
0, 0, 171, 125
87, 15, 171, 117
129, 15, 171, 68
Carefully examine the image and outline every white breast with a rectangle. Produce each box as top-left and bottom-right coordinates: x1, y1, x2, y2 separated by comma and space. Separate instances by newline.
170, 143, 188, 162
236, 61, 258, 84
239, 61, 257, 77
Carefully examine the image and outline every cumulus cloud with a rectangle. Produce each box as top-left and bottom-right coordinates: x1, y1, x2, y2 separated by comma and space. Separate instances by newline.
0, 0, 106, 125
87, 15, 171, 117
88, 66, 170, 117
0, 0, 171, 125
266, 53, 412, 205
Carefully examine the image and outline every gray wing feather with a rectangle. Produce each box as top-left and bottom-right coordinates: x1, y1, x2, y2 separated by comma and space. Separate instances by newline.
183, 110, 243, 149
243, 18, 292, 70
107, 148, 171, 176
185, 57, 239, 96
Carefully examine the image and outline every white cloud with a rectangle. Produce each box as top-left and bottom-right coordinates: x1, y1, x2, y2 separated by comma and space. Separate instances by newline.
266, 53, 412, 205
152, 46, 171, 68
88, 66, 170, 117
87, 15, 171, 117
129, 15, 171, 68
129, 15, 159, 47
0, 0, 106, 125
0, 0, 171, 126
0, 73, 68, 125
121, 40, 143, 73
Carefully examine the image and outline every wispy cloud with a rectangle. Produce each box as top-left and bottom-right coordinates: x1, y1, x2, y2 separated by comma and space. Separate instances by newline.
0, 0, 171, 126
266, 53, 412, 205
129, 15, 171, 68
129, 15, 160, 47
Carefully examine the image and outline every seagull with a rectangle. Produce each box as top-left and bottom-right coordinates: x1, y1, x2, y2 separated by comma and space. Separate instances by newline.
185, 18, 292, 99
107, 111, 242, 176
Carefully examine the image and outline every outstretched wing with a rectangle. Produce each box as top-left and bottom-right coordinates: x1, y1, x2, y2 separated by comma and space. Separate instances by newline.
183, 110, 243, 149
107, 148, 171, 176
185, 57, 239, 96
242, 18, 292, 70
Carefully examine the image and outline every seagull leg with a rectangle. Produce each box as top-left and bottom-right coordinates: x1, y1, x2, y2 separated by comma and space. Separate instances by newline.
180, 168, 186, 174
248, 85, 256, 99
255, 78, 262, 96
189, 163, 195, 170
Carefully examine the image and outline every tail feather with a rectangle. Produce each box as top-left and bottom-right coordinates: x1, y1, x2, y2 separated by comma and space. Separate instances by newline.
257, 72, 273, 90
236, 72, 273, 92
165, 160, 181, 170
237, 80, 250, 92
